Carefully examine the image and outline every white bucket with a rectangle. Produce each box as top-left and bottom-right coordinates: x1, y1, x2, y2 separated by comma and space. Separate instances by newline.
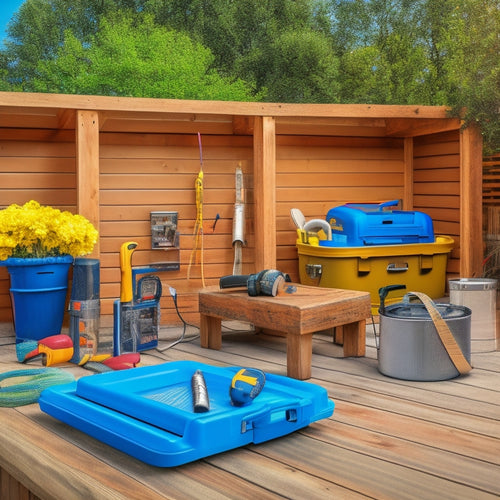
449, 278, 497, 353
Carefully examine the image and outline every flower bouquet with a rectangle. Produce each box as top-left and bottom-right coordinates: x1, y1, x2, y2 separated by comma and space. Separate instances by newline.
0, 200, 98, 261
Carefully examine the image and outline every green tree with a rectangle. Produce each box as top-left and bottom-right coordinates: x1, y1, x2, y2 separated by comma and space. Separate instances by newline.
257, 30, 340, 103
31, 13, 259, 101
442, 0, 500, 153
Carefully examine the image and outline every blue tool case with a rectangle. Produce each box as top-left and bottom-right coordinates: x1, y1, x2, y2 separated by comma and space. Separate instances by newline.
325, 200, 434, 246
39, 361, 334, 467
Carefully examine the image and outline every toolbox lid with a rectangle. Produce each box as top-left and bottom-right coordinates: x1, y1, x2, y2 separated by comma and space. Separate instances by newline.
325, 200, 434, 246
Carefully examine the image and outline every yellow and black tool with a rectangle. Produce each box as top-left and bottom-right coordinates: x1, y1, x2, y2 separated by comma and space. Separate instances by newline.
113, 241, 162, 356
120, 241, 138, 303
229, 368, 266, 406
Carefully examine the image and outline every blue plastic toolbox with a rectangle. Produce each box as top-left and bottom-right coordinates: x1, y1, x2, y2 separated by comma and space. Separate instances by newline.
39, 361, 334, 467
324, 200, 434, 247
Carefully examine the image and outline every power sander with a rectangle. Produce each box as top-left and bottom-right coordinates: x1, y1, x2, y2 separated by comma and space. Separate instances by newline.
219, 269, 291, 297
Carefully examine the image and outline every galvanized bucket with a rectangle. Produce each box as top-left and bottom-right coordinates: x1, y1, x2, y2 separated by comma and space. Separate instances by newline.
378, 286, 471, 381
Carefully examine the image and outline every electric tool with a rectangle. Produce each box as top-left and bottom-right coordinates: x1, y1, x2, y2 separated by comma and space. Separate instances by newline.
17, 334, 74, 366
113, 241, 163, 355
219, 269, 291, 297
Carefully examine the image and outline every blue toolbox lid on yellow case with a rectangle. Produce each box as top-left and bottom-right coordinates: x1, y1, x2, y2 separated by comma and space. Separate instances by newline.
39, 361, 334, 467
324, 200, 434, 247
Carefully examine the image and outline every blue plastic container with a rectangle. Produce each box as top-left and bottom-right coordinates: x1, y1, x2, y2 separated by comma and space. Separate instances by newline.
325, 200, 434, 247
39, 361, 335, 467
5, 256, 73, 341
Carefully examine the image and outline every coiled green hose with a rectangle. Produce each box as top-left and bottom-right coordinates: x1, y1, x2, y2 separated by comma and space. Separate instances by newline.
0, 368, 75, 407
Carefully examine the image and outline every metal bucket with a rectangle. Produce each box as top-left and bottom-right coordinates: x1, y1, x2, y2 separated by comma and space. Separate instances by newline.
449, 278, 497, 353
378, 288, 471, 381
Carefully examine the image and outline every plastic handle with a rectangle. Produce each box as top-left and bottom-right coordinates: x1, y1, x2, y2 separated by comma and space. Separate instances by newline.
120, 241, 138, 303
219, 275, 250, 289
378, 200, 399, 210
378, 284, 406, 313
386, 262, 408, 272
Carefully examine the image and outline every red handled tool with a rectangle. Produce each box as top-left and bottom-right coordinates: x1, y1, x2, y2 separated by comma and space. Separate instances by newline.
82, 353, 141, 373
17, 334, 74, 366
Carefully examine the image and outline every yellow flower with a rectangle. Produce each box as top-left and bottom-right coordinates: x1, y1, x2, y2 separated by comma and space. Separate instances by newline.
0, 200, 98, 260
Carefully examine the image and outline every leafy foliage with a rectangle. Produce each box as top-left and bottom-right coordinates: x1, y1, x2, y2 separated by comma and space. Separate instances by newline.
31, 13, 259, 100
0, 0, 498, 151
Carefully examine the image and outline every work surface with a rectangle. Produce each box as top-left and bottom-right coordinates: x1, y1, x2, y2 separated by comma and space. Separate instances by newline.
0, 320, 499, 500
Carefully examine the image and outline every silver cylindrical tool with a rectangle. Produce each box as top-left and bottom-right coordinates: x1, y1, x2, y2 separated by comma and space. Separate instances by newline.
191, 370, 210, 413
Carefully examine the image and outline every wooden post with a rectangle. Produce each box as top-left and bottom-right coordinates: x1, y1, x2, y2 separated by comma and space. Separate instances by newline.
253, 116, 276, 271
460, 123, 483, 277
403, 137, 414, 210
76, 110, 100, 257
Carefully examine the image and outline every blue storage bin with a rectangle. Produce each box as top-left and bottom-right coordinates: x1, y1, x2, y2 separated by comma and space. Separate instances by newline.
6, 256, 73, 341
325, 200, 434, 247
39, 361, 335, 467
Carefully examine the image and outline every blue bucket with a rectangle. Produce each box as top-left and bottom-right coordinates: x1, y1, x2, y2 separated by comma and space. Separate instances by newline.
5, 256, 73, 341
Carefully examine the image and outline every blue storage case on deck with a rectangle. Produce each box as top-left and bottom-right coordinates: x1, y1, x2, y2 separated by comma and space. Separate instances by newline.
324, 200, 434, 247
39, 361, 334, 467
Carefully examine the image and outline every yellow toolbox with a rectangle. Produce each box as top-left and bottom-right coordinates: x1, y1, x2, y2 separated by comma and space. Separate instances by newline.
296, 233, 454, 313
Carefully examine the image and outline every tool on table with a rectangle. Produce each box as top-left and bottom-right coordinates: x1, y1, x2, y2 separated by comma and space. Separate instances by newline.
16, 334, 74, 366
113, 241, 164, 356
232, 166, 245, 274
0, 367, 75, 407
229, 368, 266, 406
187, 132, 206, 287
219, 269, 291, 297
191, 369, 210, 413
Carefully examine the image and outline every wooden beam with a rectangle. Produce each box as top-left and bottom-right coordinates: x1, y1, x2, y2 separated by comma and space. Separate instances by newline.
253, 116, 276, 270
385, 118, 460, 137
0, 91, 453, 120
459, 123, 483, 277
403, 137, 414, 210
76, 110, 100, 257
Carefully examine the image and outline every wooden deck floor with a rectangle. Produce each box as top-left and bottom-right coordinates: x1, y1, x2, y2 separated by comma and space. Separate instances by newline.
0, 320, 499, 500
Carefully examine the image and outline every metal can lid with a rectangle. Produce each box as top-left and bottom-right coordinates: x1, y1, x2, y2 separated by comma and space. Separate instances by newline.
449, 278, 497, 291
383, 302, 471, 320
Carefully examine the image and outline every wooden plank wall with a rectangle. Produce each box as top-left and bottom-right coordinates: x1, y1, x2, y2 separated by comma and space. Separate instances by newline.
0, 131, 77, 324
0, 127, 464, 326
413, 130, 461, 277
98, 132, 254, 324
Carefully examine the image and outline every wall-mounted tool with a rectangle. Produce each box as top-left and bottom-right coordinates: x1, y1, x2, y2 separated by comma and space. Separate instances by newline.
232, 166, 245, 274
150, 211, 180, 271
187, 132, 205, 287
113, 241, 165, 356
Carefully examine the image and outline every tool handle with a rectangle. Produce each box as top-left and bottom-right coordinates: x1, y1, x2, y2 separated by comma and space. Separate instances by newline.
120, 241, 138, 303
219, 275, 250, 289
191, 370, 209, 413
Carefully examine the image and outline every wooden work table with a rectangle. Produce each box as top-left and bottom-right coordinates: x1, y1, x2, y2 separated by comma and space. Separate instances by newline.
199, 284, 371, 379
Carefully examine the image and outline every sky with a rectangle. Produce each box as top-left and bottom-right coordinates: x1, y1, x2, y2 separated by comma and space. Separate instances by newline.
0, 0, 25, 46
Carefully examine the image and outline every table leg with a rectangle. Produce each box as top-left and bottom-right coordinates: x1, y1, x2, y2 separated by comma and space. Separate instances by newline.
341, 320, 366, 357
200, 314, 222, 350
287, 333, 312, 380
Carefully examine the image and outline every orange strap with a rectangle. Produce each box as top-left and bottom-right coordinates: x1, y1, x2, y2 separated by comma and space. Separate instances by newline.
408, 292, 472, 374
